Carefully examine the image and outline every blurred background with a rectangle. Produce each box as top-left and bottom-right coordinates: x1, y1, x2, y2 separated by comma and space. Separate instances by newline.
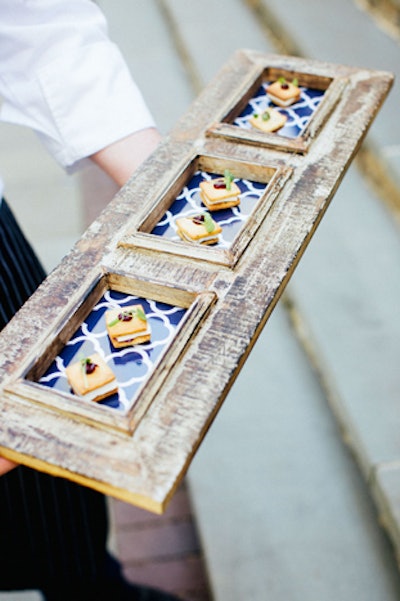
1, 1, 400, 600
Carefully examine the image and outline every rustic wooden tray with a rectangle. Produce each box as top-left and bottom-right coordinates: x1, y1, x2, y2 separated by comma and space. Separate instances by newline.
0, 50, 393, 513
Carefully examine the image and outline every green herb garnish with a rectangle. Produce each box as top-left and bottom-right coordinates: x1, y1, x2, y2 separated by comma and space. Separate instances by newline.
108, 316, 122, 327
80, 356, 91, 388
277, 76, 298, 87
203, 212, 215, 233
223, 169, 235, 191
262, 110, 271, 121
135, 307, 147, 322
108, 308, 147, 328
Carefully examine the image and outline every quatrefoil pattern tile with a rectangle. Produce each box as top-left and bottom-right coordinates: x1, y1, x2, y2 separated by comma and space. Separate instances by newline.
39, 290, 187, 412
234, 82, 325, 138
151, 170, 267, 247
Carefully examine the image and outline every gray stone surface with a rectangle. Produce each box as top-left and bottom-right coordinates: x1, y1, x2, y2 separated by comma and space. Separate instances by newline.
160, 0, 275, 85
188, 305, 400, 600
100, 0, 194, 135
288, 164, 400, 471
0, 123, 82, 273
372, 462, 400, 560
0, 594, 42, 601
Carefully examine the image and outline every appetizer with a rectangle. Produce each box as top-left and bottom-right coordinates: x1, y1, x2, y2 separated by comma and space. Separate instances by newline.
65, 353, 118, 402
105, 304, 151, 348
176, 212, 222, 245
266, 77, 301, 107
249, 107, 287, 133
200, 169, 241, 211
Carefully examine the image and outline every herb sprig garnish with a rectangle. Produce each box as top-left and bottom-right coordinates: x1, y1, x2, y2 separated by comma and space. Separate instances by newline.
223, 169, 235, 191
277, 76, 298, 87
108, 307, 147, 328
192, 213, 215, 233
203, 212, 215, 233
253, 110, 271, 122
134, 307, 147, 321
80, 356, 96, 388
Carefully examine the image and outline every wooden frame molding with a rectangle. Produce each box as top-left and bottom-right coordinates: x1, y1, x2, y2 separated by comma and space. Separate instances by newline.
0, 50, 393, 512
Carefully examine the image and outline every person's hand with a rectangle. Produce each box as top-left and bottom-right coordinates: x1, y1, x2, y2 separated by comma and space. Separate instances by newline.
0, 456, 18, 476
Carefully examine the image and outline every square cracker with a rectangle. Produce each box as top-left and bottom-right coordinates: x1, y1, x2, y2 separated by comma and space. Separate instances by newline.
65, 353, 116, 397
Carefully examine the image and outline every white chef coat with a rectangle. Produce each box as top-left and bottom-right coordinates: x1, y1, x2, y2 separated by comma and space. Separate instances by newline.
0, 0, 155, 182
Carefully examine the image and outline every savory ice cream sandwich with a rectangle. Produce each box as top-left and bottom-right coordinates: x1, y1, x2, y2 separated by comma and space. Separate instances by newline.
249, 107, 287, 133
65, 353, 118, 402
266, 77, 301, 107
105, 304, 151, 348
176, 213, 222, 245
199, 170, 241, 211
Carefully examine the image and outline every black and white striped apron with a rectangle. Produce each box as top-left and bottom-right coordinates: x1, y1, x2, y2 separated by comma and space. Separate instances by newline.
0, 198, 109, 597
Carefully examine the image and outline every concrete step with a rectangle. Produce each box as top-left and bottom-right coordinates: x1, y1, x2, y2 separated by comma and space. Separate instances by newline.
0, 593, 41, 601
156, 0, 275, 90
288, 164, 400, 473
286, 162, 400, 557
99, 0, 195, 135
188, 304, 400, 601
354, 0, 400, 42
245, 0, 400, 562
0, 124, 82, 273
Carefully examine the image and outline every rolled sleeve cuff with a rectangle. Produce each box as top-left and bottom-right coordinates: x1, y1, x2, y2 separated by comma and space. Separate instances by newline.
1, 41, 155, 172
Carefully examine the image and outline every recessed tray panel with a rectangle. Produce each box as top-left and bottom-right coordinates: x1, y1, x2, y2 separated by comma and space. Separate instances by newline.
208, 66, 346, 153
119, 154, 292, 267
233, 81, 324, 139
39, 289, 187, 413
11, 273, 216, 434
151, 169, 268, 247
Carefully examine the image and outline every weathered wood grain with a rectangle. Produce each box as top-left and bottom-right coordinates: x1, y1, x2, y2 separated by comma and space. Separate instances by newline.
0, 50, 393, 512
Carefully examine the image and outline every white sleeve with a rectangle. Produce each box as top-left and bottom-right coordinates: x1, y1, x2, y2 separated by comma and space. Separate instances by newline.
0, 0, 156, 172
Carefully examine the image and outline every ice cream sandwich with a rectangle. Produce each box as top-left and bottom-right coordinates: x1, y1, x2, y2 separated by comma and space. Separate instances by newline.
249, 107, 287, 133
266, 77, 301, 107
199, 170, 241, 211
65, 353, 118, 402
176, 213, 222, 245
105, 304, 151, 348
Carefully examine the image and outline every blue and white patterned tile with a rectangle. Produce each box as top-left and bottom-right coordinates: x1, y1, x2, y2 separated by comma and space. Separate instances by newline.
234, 82, 325, 138
39, 290, 187, 413
151, 170, 267, 247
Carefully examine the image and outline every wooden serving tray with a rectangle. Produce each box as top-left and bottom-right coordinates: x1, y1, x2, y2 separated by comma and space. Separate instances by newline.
0, 50, 393, 513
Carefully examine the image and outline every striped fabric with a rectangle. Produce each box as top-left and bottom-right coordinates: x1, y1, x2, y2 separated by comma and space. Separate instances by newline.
0, 197, 46, 328
0, 198, 109, 597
